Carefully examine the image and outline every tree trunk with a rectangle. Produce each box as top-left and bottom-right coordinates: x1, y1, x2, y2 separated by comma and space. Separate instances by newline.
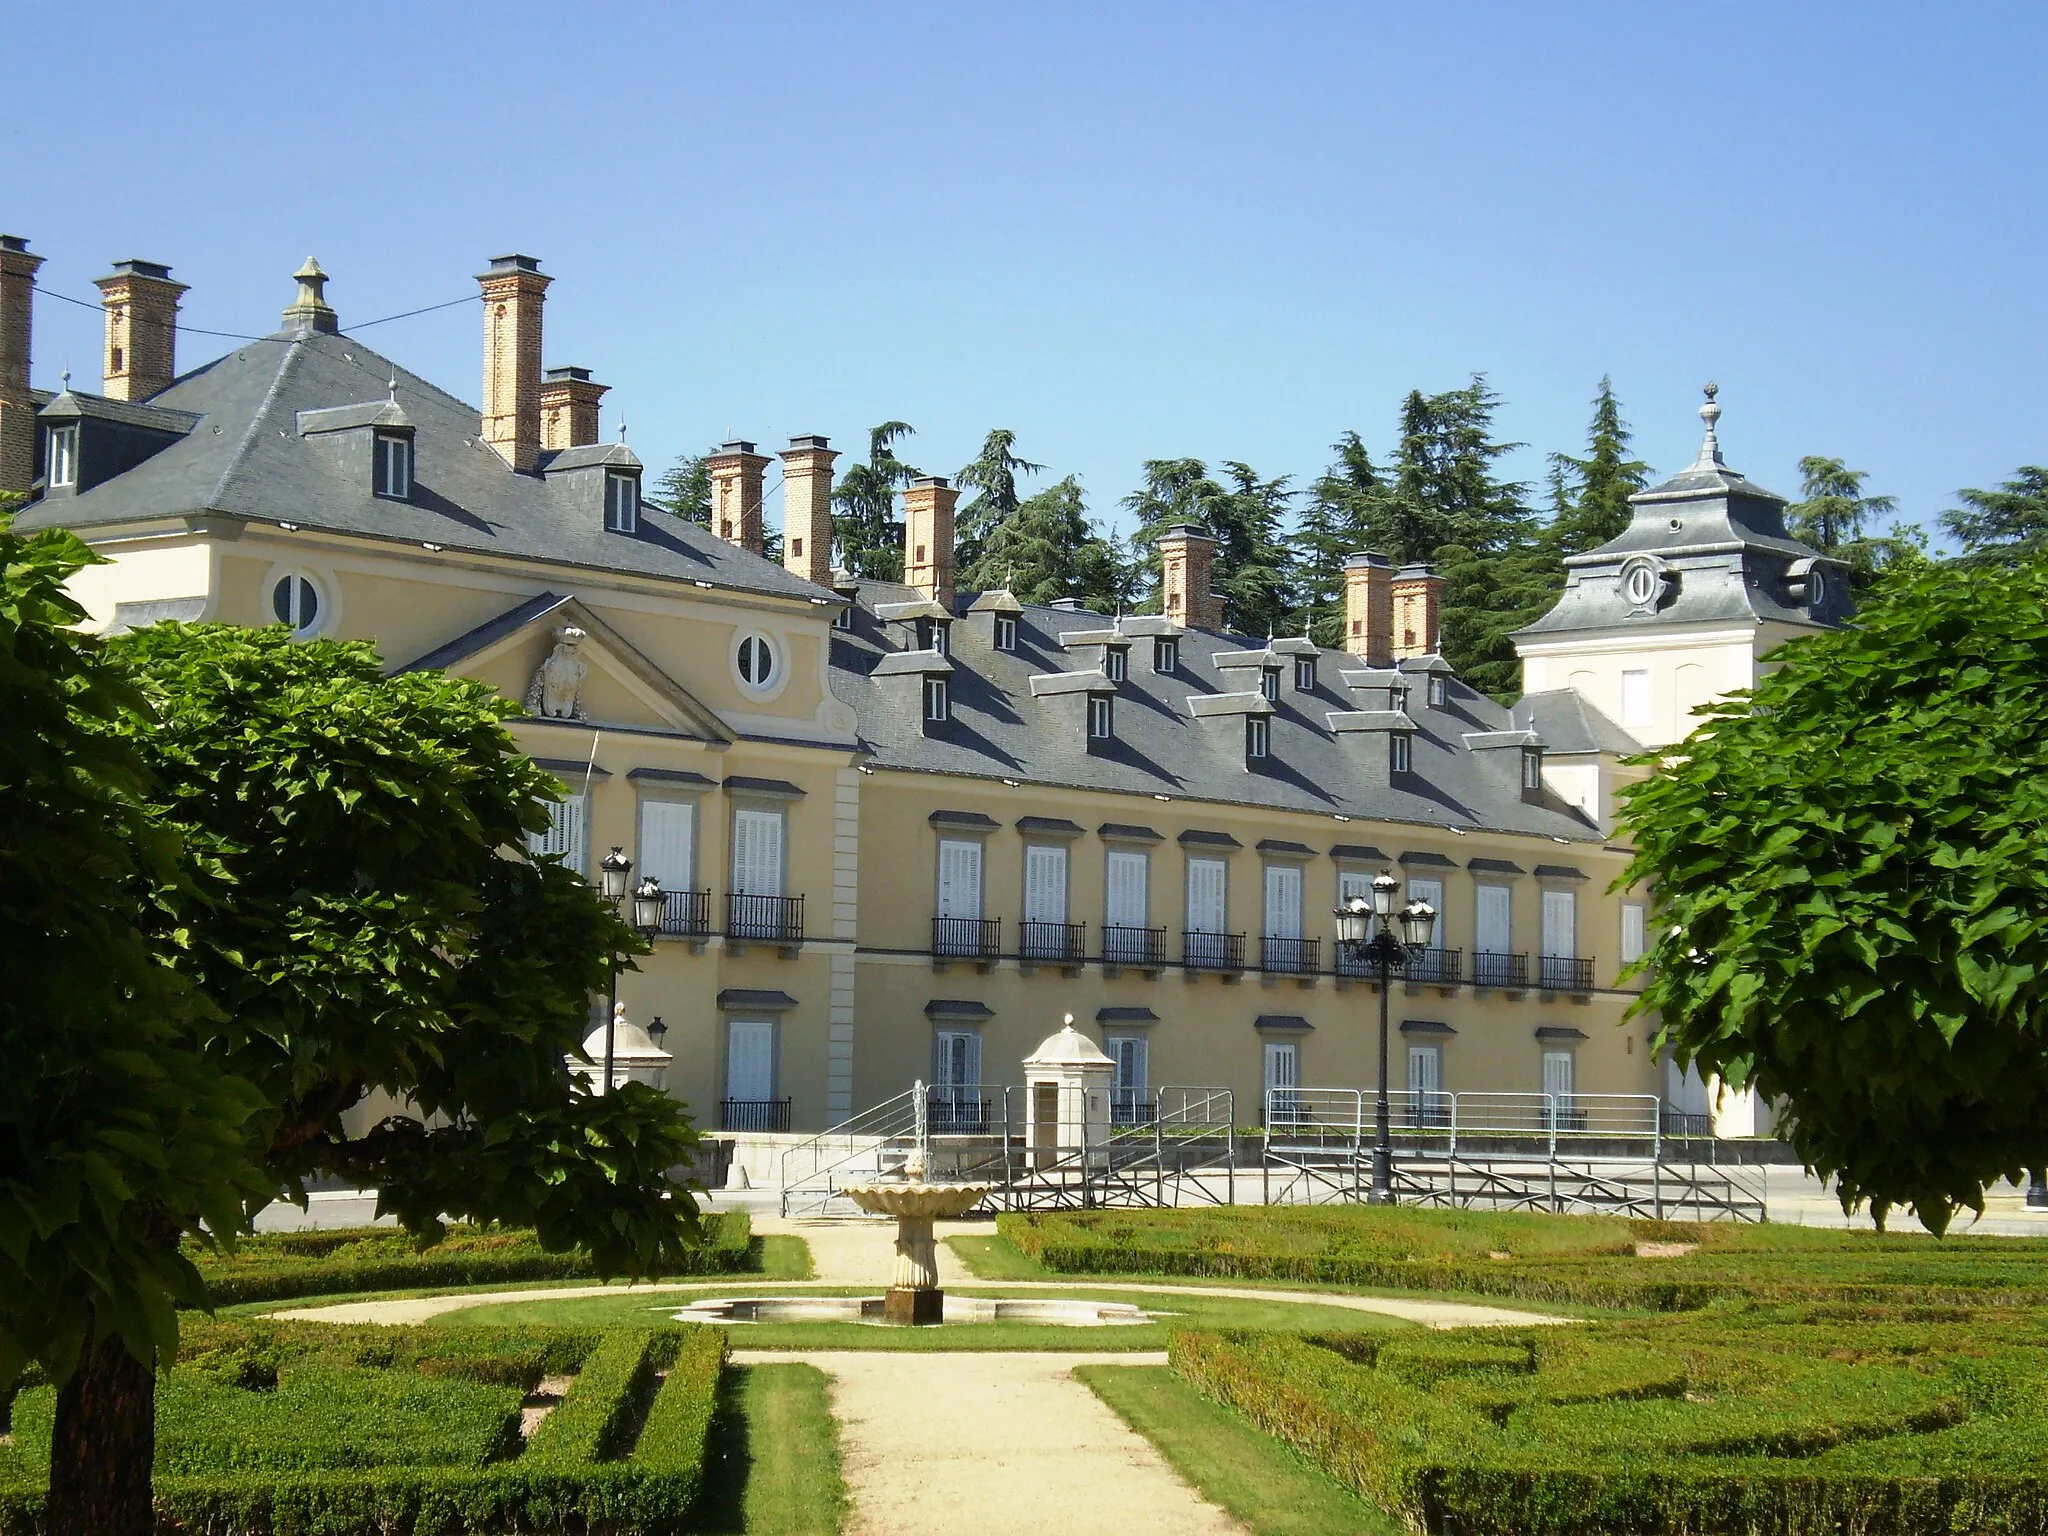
46, 1328, 156, 1536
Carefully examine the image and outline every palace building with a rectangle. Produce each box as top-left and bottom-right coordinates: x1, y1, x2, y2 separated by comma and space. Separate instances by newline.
0, 240, 1846, 1142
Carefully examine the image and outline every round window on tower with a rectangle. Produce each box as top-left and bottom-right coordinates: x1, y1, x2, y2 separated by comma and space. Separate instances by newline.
736, 633, 776, 688
1807, 568, 1829, 611
270, 571, 324, 637
1619, 556, 1667, 612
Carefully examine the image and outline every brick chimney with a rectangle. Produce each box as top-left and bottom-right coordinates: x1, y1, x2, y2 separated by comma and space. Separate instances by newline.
95, 258, 187, 402
1343, 551, 1394, 664
541, 366, 607, 450
0, 236, 43, 495
708, 440, 770, 554
781, 435, 838, 584
477, 255, 550, 472
902, 476, 959, 609
1158, 524, 1225, 631
1391, 563, 1444, 659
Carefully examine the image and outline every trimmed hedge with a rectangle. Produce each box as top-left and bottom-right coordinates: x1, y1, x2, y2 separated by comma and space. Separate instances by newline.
196, 1211, 755, 1306
0, 1321, 728, 1535
1171, 1304, 2048, 1535
1001, 1206, 2048, 1311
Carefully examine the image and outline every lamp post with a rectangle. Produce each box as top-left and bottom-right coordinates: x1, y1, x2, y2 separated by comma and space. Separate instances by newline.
1334, 871, 1438, 1205
594, 849, 666, 1092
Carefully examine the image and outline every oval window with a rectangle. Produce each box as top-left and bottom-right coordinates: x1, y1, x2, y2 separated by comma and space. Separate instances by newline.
736, 634, 775, 687
271, 573, 322, 635
1807, 569, 1828, 610
1620, 561, 1660, 607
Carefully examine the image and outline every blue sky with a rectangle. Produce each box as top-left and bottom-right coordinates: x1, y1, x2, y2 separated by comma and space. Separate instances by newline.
7, 2, 2043, 544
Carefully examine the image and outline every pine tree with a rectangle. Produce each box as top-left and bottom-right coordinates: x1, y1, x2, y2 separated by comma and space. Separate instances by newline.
653, 451, 715, 525
1547, 377, 1649, 556
958, 475, 1132, 613
1121, 458, 1224, 612
1208, 462, 1295, 639
1294, 433, 1394, 645
1943, 467, 2048, 566
833, 421, 920, 581
954, 429, 1045, 572
1788, 455, 1914, 593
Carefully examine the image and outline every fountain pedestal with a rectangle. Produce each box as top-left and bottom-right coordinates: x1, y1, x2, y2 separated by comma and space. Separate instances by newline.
839, 1179, 991, 1325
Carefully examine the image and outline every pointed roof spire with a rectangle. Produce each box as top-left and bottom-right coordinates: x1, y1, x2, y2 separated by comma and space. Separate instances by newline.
1692, 381, 1725, 469
387, 371, 398, 403
283, 257, 339, 334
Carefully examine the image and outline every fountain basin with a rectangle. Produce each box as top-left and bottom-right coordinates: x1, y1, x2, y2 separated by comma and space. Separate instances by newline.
837, 1179, 993, 1322
674, 1296, 1152, 1327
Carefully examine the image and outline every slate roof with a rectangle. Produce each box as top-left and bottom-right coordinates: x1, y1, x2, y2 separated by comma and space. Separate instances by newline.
15, 328, 834, 605
1513, 691, 1642, 756
831, 583, 1605, 844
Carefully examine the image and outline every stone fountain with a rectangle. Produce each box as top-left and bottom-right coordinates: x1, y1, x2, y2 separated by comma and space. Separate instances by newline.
839, 1144, 990, 1324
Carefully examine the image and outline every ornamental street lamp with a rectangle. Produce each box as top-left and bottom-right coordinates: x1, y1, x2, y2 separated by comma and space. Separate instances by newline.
1334, 871, 1438, 1205
594, 850, 666, 1092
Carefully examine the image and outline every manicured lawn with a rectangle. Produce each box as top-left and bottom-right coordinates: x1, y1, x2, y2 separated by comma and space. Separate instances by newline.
1080, 1364, 1399, 1536
427, 1284, 1416, 1349
694, 1364, 847, 1535
947, 1232, 1051, 1279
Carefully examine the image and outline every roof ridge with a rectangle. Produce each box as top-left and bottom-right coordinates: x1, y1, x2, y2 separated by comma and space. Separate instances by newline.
207, 335, 308, 512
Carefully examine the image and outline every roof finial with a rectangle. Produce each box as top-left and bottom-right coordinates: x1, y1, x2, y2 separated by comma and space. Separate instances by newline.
387, 371, 398, 403
283, 256, 339, 334
618, 417, 628, 443
58, 368, 70, 393
1694, 381, 1724, 469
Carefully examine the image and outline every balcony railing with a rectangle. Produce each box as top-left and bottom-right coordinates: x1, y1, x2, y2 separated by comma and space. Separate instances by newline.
1472, 950, 1529, 988
1539, 955, 1596, 992
1660, 1106, 1714, 1139
659, 887, 712, 937
726, 892, 805, 944
720, 1098, 791, 1132
1406, 947, 1462, 986
927, 1092, 991, 1134
1183, 930, 1247, 972
1259, 935, 1322, 974
1110, 1089, 1156, 1126
1019, 919, 1086, 964
1101, 924, 1167, 968
932, 915, 1000, 960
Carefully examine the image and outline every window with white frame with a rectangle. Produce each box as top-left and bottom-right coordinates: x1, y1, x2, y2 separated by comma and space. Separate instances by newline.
736, 634, 776, 688
1428, 674, 1448, 707
923, 675, 950, 723
637, 797, 696, 926
1023, 843, 1069, 956
1541, 888, 1577, 962
1390, 732, 1412, 773
1107, 1034, 1148, 1123
1391, 684, 1409, 714
931, 621, 949, 656
373, 432, 412, 499
1620, 669, 1652, 727
1153, 637, 1178, 674
47, 424, 78, 487
1186, 856, 1227, 964
1104, 848, 1149, 958
832, 604, 854, 631
1542, 1048, 1577, 1124
270, 571, 323, 637
1406, 876, 1444, 938
1294, 656, 1315, 692
1245, 715, 1270, 763
730, 806, 785, 898
932, 1029, 982, 1126
1475, 884, 1513, 977
1260, 667, 1279, 702
527, 793, 588, 878
936, 837, 983, 922
1522, 747, 1543, 792
1407, 1042, 1445, 1125
994, 614, 1017, 652
1105, 647, 1127, 683
1264, 1037, 1301, 1123
604, 470, 639, 533
725, 1018, 776, 1105
1620, 901, 1647, 965
1088, 694, 1113, 741
1263, 863, 1302, 946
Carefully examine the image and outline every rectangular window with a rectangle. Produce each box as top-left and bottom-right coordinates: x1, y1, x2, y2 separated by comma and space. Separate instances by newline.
1621, 669, 1651, 727
1294, 657, 1315, 692
1543, 1048, 1577, 1126
1153, 637, 1178, 674
1338, 866, 1376, 910
1024, 844, 1069, 925
932, 622, 949, 656
1390, 732, 1412, 774
1522, 748, 1543, 792
1108, 1034, 1148, 1123
637, 797, 696, 902
933, 1029, 982, 1094
1259, 668, 1279, 702
1105, 849, 1149, 930
725, 1019, 776, 1104
1541, 888, 1577, 960
1105, 647, 1127, 683
605, 471, 639, 533
1406, 876, 1445, 941
936, 838, 983, 921
1428, 674, 1448, 707
373, 432, 411, 498
994, 615, 1017, 652
1407, 1043, 1445, 1126
833, 604, 854, 630
1264, 1039, 1301, 1123
923, 676, 950, 723
1186, 856, 1227, 934
730, 807, 785, 897
1246, 715, 1270, 762
526, 794, 588, 878
1263, 863, 1302, 940
1088, 695, 1113, 741
1621, 901, 1647, 964
1475, 883, 1512, 954
1391, 684, 1409, 714
47, 424, 78, 487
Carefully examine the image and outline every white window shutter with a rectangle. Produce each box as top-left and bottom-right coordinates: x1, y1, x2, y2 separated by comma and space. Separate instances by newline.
937, 839, 982, 920
965, 1030, 982, 1087
1338, 868, 1374, 907
1186, 858, 1226, 933
733, 809, 783, 897
1621, 902, 1646, 963
639, 799, 695, 890
1263, 865, 1302, 939
1476, 885, 1512, 953
1025, 845, 1067, 924
1541, 889, 1577, 959
1106, 851, 1147, 928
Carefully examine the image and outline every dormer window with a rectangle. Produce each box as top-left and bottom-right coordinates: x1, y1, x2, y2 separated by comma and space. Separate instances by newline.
1153, 637, 1178, 674
47, 424, 78, 488
933, 622, 949, 656
1294, 657, 1315, 692
1390, 732, 1412, 774
1246, 715, 1270, 763
1428, 675, 1448, 708
604, 471, 639, 533
1105, 647, 1128, 684
1521, 746, 1544, 795
833, 604, 854, 631
994, 615, 1018, 652
915, 616, 950, 654
924, 676, 950, 723
373, 432, 411, 499
1088, 695, 1114, 742
1260, 668, 1279, 702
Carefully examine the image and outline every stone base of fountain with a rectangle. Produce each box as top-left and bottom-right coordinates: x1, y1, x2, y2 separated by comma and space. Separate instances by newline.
884, 1285, 945, 1325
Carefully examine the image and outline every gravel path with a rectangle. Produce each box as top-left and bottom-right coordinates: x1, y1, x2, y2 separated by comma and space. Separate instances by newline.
736, 1349, 1245, 1536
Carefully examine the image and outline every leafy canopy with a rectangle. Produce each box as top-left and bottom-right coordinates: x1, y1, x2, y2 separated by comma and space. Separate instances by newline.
1615, 558, 2048, 1232
958, 473, 1131, 613
833, 421, 920, 581
1943, 466, 2048, 566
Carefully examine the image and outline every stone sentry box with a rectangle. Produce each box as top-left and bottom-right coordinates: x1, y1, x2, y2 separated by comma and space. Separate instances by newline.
1022, 1016, 1115, 1170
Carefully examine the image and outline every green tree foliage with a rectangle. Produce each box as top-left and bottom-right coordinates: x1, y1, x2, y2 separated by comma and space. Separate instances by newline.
653, 451, 714, 525
1615, 559, 2048, 1233
833, 421, 920, 581
957, 474, 1132, 613
1122, 457, 1221, 611
1546, 377, 1650, 557
1294, 433, 1393, 646
953, 429, 1045, 572
1121, 458, 1293, 636
1942, 466, 2048, 566
1786, 456, 1919, 594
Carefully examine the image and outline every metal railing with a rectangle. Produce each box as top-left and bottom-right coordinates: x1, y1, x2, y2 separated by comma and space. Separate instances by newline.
1264, 1087, 1665, 1156
932, 915, 1000, 960
1661, 1106, 1714, 1138
659, 888, 712, 937
1259, 935, 1321, 974
1110, 1089, 1156, 1126
1019, 919, 1086, 964
1539, 955, 1596, 992
1101, 924, 1167, 967
727, 892, 804, 943
1183, 930, 1247, 971
927, 1091, 992, 1133
721, 1098, 791, 1132
1472, 950, 1528, 988
1406, 947, 1462, 986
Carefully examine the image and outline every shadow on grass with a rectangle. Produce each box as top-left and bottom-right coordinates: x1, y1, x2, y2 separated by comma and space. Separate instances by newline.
691, 1366, 754, 1535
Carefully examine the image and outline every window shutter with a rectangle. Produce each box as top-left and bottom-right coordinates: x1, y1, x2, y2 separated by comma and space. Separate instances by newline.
725, 1020, 775, 1102
1476, 885, 1512, 953
1263, 864, 1302, 939
1543, 1049, 1575, 1100
1338, 868, 1374, 907
1541, 889, 1576, 959
639, 799, 695, 890
937, 839, 982, 920
1621, 902, 1646, 964
965, 1030, 982, 1087
1186, 858, 1226, 934
733, 808, 783, 896
1263, 1040, 1299, 1091
1407, 877, 1445, 939
1025, 845, 1067, 924
1106, 851, 1148, 928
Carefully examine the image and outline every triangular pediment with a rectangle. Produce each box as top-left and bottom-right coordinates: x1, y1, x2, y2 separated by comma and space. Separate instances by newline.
397, 592, 732, 743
